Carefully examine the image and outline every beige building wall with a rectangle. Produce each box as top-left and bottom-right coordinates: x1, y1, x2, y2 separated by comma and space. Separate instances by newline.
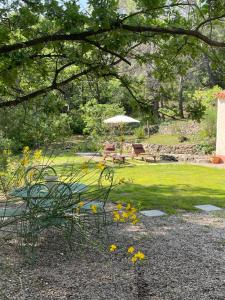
216, 99, 225, 156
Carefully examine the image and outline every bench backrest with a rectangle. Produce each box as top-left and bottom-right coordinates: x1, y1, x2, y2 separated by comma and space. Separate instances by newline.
104, 143, 115, 152
132, 144, 145, 155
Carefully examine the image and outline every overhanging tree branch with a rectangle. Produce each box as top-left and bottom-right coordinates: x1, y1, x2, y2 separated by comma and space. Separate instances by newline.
195, 13, 225, 30
0, 42, 141, 108
0, 67, 98, 108
120, 24, 225, 47
1, 20, 225, 56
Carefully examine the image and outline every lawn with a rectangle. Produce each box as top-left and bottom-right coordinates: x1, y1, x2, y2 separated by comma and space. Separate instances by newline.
49, 151, 225, 214
143, 134, 180, 145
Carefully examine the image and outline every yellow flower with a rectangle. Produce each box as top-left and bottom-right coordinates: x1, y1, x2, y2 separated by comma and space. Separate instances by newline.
122, 212, 129, 219
131, 207, 137, 213
135, 251, 145, 260
20, 158, 29, 166
128, 246, 135, 254
116, 203, 123, 210
23, 146, 30, 154
131, 256, 138, 264
91, 204, 97, 214
131, 251, 145, 263
113, 211, 120, 222
109, 244, 117, 252
131, 214, 137, 220
97, 162, 105, 170
126, 203, 132, 210
132, 219, 139, 225
78, 201, 84, 207
33, 149, 42, 161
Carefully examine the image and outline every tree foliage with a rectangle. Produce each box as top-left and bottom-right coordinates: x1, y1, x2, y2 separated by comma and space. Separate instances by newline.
0, 0, 224, 107
0, 0, 225, 147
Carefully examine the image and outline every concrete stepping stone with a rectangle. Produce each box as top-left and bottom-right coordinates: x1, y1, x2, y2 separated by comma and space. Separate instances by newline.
194, 204, 222, 212
140, 210, 166, 217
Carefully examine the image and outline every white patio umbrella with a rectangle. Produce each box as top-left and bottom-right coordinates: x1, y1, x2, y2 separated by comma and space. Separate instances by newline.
103, 115, 140, 154
103, 115, 140, 125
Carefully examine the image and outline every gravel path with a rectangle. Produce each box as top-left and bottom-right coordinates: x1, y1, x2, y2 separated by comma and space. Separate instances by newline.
1, 212, 225, 299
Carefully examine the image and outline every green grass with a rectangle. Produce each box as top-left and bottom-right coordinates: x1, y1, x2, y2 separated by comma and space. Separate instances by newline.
144, 134, 180, 145
49, 151, 225, 214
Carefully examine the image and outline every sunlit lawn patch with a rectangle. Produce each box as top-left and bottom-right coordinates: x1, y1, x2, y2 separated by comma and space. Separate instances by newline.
46, 152, 225, 214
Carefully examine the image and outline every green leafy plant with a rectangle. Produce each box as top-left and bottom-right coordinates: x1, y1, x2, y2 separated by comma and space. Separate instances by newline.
134, 127, 145, 140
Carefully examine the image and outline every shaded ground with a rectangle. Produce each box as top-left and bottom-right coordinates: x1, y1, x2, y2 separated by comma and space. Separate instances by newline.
1, 211, 225, 299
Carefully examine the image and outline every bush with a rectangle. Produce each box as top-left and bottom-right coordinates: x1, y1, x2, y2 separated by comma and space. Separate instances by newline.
197, 139, 216, 154
199, 109, 216, 139
73, 137, 101, 153
0, 95, 72, 152
81, 99, 125, 136
0, 131, 12, 150
134, 127, 145, 140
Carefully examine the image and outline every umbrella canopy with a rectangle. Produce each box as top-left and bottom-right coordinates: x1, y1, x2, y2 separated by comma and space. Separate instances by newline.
103, 115, 140, 124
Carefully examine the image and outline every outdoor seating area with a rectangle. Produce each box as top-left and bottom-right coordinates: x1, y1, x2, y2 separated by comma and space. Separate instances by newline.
0, 164, 115, 257
103, 142, 159, 164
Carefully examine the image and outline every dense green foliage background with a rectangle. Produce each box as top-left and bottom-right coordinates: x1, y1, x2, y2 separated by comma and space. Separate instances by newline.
0, 0, 224, 150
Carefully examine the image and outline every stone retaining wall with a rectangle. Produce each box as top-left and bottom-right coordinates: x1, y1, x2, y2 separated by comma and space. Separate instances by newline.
158, 121, 200, 136
124, 143, 203, 155
123, 142, 210, 162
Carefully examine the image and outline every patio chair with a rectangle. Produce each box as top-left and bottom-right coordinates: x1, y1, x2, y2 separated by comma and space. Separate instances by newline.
76, 167, 114, 229
103, 143, 116, 160
131, 144, 157, 162
16, 181, 76, 255
24, 165, 57, 186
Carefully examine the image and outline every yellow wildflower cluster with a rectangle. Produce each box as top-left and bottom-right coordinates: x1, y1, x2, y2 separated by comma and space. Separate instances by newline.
112, 203, 139, 225
75, 201, 84, 213
109, 245, 145, 264
20, 146, 31, 166
131, 250, 145, 264
127, 246, 145, 264
33, 149, 42, 161
20, 158, 29, 166
23, 146, 30, 155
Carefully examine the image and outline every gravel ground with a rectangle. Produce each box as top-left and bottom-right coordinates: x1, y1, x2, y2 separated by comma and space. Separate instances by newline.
1, 212, 225, 300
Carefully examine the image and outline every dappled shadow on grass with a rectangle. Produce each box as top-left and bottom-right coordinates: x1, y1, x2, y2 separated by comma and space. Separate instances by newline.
111, 183, 225, 214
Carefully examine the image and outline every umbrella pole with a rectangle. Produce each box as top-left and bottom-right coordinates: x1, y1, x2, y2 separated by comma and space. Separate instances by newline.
120, 124, 124, 155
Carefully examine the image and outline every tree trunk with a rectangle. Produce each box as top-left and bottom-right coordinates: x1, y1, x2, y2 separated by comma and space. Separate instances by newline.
178, 76, 184, 118
152, 98, 160, 119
